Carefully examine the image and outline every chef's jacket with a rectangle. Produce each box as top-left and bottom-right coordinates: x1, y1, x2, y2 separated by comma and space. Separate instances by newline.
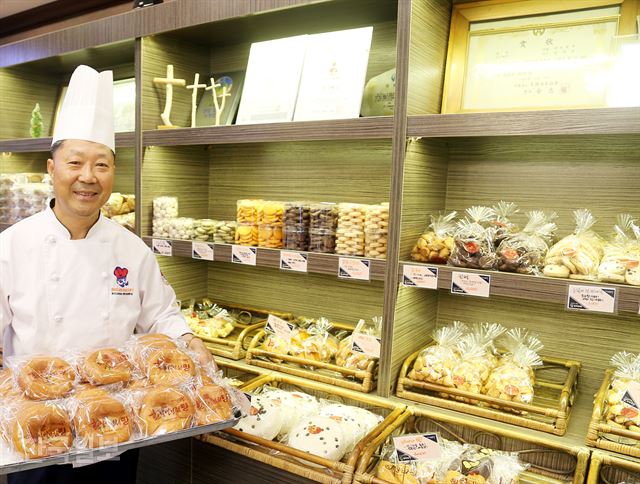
0, 201, 190, 359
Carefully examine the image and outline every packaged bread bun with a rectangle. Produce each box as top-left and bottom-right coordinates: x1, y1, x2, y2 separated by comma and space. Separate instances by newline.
497, 211, 557, 274
408, 322, 466, 387
544, 209, 604, 280
605, 351, 640, 430
450, 207, 498, 270
301, 317, 339, 366
490, 201, 519, 248
445, 445, 527, 484
598, 215, 640, 286
336, 316, 382, 371
411, 211, 457, 264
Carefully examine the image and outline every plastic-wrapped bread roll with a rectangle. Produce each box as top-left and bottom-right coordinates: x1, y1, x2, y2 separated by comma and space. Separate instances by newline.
449, 206, 498, 270
364, 203, 389, 259
598, 215, 640, 286
336, 317, 382, 371
335, 203, 366, 256
605, 352, 640, 430
408, 321, 466, 387
411, 211, 457, 264
544, 209, 604, 280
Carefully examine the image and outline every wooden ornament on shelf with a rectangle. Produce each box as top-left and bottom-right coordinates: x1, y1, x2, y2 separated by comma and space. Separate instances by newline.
186, 73, 206, 128
206, 77, 232, 126
153, 64, 186, 129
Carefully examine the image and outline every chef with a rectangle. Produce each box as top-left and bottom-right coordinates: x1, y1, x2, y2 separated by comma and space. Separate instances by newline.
0, 65, 215, 484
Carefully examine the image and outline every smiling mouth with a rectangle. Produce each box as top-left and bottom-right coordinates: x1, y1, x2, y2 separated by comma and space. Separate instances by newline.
73, 191, 99, 200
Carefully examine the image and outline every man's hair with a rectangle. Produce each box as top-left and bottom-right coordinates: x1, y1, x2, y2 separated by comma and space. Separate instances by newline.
50, 140, 116, 162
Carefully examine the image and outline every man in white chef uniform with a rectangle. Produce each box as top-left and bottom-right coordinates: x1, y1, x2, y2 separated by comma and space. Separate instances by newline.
0, 65, 215, 484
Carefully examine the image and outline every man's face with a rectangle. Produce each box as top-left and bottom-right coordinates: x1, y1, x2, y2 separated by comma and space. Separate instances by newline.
47, 139, 115, 221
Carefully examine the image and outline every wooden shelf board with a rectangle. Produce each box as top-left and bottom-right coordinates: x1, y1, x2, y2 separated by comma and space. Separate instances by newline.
143, 237, 386, 281
143, 117, 394, 146
407, 107, 640, 138
0, 132, 136, 152
399, 262, 640, 314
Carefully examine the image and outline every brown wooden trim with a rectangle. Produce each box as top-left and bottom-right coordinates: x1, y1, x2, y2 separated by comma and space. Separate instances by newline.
0, 0, 131, 39
0, 132, 135, 152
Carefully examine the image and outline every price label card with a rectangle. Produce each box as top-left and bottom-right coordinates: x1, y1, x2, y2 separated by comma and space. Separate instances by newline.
351, 334, 381, 358
567, 285, 616, 313
622, 381, 640, 412
265, 314, 295, 341
192, 242, 214, 261
451, 272, 491, 298
338, 258, 370, 281
402, 265, 438, 289
232, 245, 257, 266
152, 239, 172, 257
280, 251, 308, 272
392, 433, 441, 463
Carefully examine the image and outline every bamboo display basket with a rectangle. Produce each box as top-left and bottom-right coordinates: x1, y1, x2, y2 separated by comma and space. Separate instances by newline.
587, 369, 640, 458
354, 406, 589, 484
198, 303, 293, 360
397, 347, 581, 436
245, 321, 378, 393
587, 450, 640, 484
198, 373, 405, 484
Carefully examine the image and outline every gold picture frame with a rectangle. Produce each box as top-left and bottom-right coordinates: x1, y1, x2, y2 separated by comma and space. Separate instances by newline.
441, 0, 639, 113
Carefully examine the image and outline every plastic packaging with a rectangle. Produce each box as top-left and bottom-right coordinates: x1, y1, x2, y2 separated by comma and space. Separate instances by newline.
258, 224, 284, 248
490, 201, 519, 248
336, 316, 383, 371
257, 200, 284, 225
411, 211, 457, 264
153, 196, 178, 220
284, 226, 310, 251
193, 219, 217, 241
605, 351, 640, 429
235, 393, 284, 440
78, 347, 134, 386
212, 220, 236, 244
235, 222, 258, 246
543, 209, 604, 280
258, 387, 319, 439
449, 206, 498, 270
496, 211, 557, 274
284, 201, 311, 227
287, 415, 348, 460
133, 384, 195, 436
166, 217, 195, 240
317, 402, 382, 453
301, 318, 340, 365
598, 215, 640, 285
335, 203, 367, 256
6, 355, 78, 401
237, 199, 264, 224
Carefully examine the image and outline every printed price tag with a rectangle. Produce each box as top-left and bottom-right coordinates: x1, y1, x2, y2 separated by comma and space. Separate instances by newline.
567, 285, 616, 313
280, 251, 308, 272
338, 258, 371, 281
152, 239, 172, 257
232, 245, 257, 265
351, 334, 381, 358
392, 433, 441, 463
192, 242, 214, 261
622, 381, 640, 414
451, 272, 491, 298
402, 265, 438, 289
265, 314, 295, 341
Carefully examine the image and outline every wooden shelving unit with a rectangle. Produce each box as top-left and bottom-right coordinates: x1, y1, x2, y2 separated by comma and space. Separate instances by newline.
0, 132, 136, 152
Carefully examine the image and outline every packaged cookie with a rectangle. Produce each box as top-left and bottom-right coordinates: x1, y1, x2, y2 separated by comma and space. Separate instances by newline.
544, 209, 604, 280
336, 203, 367, 256
449, 206, 498, 270
235, 222, 258, 246
301, 318, 339, 366
408, 322, 467, 387
490, 201, 519, 248
258, 201, 284, 225
283, 201, 310, 227
153, 196, 178, 220
213, 220, 236, 244
605, 351, 640, 430
310, 202, 338, 231
336, 316, 382, 371
411, 211, 457, 264
284, 226, 309, 251
364, 203, 389, 259
309, 228, 336, 253
598, 215, 640, 285
193, 219, 216, 241
497, 211, 557, 274
236, 199, 264, 224
258, 224, 283, 248
167, 217, 195, 240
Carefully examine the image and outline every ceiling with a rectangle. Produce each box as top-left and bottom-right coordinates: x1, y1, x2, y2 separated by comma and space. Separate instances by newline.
0, 0, 57, 19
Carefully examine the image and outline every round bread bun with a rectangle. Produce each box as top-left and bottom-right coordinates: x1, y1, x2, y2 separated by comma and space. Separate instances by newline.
137, 385, 194, 436
194, 384, 234, 425
147, 348, 196, 385
74, 393, 132, 448
17, 357, 76, 400
82, 348, 133, 385
12, 402, 73, 459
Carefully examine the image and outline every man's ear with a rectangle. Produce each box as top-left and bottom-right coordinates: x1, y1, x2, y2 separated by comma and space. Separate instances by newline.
46, 158, 54, 178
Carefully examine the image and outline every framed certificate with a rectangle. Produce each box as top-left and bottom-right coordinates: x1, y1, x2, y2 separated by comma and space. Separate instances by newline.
442, 0, 639, 113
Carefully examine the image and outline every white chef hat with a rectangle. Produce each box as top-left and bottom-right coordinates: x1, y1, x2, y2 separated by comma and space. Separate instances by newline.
52, 65, 115, 152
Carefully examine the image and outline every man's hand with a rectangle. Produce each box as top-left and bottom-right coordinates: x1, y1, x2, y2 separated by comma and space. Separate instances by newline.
180, 333, 217, 370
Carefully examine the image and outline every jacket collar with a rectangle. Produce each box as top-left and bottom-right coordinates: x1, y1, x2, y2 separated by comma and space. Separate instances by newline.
45, 199, 108, 240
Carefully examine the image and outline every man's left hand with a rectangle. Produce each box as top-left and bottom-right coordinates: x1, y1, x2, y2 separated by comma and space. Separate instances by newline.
180, 334, 217, 370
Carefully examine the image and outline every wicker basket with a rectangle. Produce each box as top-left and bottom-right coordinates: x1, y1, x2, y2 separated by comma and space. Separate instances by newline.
586, 369, 640, 458
397, 348, 580, 436
587, 450, 640, 484
198, 373, 404, 484
245, 322, 378, 393
199, 304, 293, 360
354, 405, 589, 484
216, 358, 273, 389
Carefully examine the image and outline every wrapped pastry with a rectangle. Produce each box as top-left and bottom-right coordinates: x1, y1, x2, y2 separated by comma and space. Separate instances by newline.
408, 322, 466, 387
445, 445, 526, 484
411, 211, 457, 264
451, 330, 503, 401
489, 201, 519, 248
598, 215, 640, 285
605, 351, 640, 430
260, 334, 290, 363
301, 318, 339, 366
544, 209, 604, 280
497, 211, 557, 274
449, 207, 498, 270
335, 316, 382, 371
287, 327, 312, 360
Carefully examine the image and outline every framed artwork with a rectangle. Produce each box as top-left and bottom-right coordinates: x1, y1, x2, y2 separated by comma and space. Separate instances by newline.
442, 0, 639, 113
195, 71, 245, 126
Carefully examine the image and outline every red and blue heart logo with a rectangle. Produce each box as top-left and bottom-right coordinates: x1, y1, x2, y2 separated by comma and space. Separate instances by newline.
114, 266, 129, 288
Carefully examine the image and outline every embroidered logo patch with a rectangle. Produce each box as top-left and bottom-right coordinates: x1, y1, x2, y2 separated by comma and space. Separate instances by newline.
112, 266, 134, 295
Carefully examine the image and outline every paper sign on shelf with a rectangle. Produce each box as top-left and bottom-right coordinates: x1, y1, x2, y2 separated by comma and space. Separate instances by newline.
351, 334, 381, 359
338, 258, 370, 281
402, 265, 438, 289
567, 285, 616, 313
392, 433, 442, 463
232, 245, 257, 266
280, 251, 308, 272
622, 381, 640, 413
192, 242, 214, 261
265, 314, 295, 341
152, 239, 172, 257
450, 272, 490, 297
